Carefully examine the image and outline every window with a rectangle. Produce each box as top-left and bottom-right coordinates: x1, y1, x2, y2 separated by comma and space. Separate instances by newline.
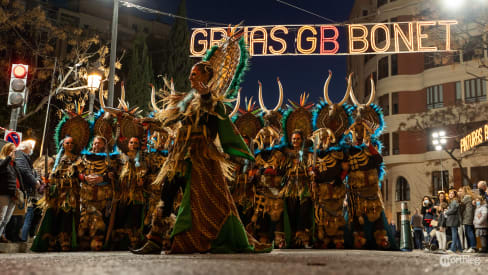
391, 54, 398, 76
463, 36, 483, 62
455, 81, 462, 104
392, 132, 399, 155
362, 10, 368, 17
377, 0, 388, 8
143, 27, 149, 34
432, 171, 449, 195
427, 84, 443, 109
60, 13, 79, 26
378, 94, 389, 116
378, 56, 389, 80
391, 92, 399, 114
454, 50, 461, 63
375, 21, 388, 44
464, 78, 486, 103
424, 53, 446, 70
132, 24, 138, 32
380, 133, 390, 156
471, 166, 488, 189
395, 176, 410, 201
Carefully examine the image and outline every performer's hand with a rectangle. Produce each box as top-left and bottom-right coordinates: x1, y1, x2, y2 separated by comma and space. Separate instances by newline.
86, 174, 103, 184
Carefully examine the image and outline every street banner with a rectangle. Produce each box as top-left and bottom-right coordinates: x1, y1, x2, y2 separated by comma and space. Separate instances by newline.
190, 20, 457, 57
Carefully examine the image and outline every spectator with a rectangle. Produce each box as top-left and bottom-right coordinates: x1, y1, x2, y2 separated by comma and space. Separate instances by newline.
435, 191, 448, 212
0, 143, 24, 242
434, 201, 448, 251
15, 141, 41, 242
411, 208, 424, 249
421, 196, 436, 244
473, 196, 488, 253
478, 181, 488, 202
458, 186, 476, 253
445, 189, 462, 253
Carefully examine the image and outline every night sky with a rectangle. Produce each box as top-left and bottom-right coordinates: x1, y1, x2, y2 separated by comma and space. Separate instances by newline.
128, 0, 356, 106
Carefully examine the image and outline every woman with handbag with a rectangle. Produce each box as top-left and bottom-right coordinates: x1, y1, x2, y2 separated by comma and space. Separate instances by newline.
0, 143, 24, 242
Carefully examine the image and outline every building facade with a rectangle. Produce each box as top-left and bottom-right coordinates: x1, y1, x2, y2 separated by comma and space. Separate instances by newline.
348, 0, 488, 225
27, 0, 170, 59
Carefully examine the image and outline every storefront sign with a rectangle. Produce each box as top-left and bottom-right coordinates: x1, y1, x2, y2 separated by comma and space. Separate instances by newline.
190, 20, 457, 57
460, 123, 488, 153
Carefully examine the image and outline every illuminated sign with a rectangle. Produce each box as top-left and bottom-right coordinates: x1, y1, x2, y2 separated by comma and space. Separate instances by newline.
190, 21, 457, 57
460, 123, 488, 153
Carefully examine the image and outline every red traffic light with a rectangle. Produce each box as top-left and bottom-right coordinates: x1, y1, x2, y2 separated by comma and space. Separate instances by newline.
12, 64, 27, 78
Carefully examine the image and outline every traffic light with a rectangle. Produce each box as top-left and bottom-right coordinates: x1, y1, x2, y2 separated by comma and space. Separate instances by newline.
8, 64, 29, 107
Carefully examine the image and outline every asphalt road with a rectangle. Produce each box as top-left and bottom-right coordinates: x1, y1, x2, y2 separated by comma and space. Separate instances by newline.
0, 249, 486, 275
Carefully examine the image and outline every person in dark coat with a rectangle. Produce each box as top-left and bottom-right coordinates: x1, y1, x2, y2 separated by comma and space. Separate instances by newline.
14, 141, 40, 242
0, 143, 24, 242
445, 189, 462, 253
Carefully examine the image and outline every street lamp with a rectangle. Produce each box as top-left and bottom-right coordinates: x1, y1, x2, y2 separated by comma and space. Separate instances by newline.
87, 65, 104, 120
442, 0, 465, 10
108, 0, 119, 107
432, 130, 447, 191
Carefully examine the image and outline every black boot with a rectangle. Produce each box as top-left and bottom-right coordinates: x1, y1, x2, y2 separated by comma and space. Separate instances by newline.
130, 240, 162, 255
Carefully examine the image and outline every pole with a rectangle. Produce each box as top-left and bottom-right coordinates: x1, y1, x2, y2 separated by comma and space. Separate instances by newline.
39, 58, 57, 158
88, 91, 95, 122
440, 157, 444, 191
108, 0, 119, 108
400, 202, 413, 251
8, 107, 20, 131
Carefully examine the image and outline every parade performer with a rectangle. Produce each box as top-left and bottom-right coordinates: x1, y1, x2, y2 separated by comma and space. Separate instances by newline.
77, 135, 119, 251
32, 110, 89, 252
143, 125, 171, 231
112, 136, 147, 249
246, 79, 287, 247
133, 28, 270, 254
308, 71, 352, 249
346, 77, 394, 249
281, 93, 314, 248
95, 87, 149, 250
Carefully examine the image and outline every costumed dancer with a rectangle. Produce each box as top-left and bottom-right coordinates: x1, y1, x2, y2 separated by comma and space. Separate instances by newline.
281, 93, 314, 248
308, 71, 352, 249
132, 28, 271, 254
346, 76, 394, 249
247, 79, 287, 247
32, 110, 89, 252
143, 119, 172, 232
112, 136, 147, 249
97, 86, 149, 250
77, 134, 119, 251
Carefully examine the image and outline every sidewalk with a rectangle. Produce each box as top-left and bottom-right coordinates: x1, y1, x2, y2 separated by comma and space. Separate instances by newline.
0, 242, 31, 253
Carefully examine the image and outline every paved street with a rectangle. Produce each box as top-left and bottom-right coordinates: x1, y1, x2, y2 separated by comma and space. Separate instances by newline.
0, 249, 487, 275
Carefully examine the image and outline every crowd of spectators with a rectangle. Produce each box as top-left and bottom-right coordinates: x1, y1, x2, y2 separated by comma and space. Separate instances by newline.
0, 141, 44, 244
412, 181, 488, 253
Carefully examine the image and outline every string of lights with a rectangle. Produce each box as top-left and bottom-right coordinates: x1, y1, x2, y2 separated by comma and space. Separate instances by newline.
119, 0, 229, 27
